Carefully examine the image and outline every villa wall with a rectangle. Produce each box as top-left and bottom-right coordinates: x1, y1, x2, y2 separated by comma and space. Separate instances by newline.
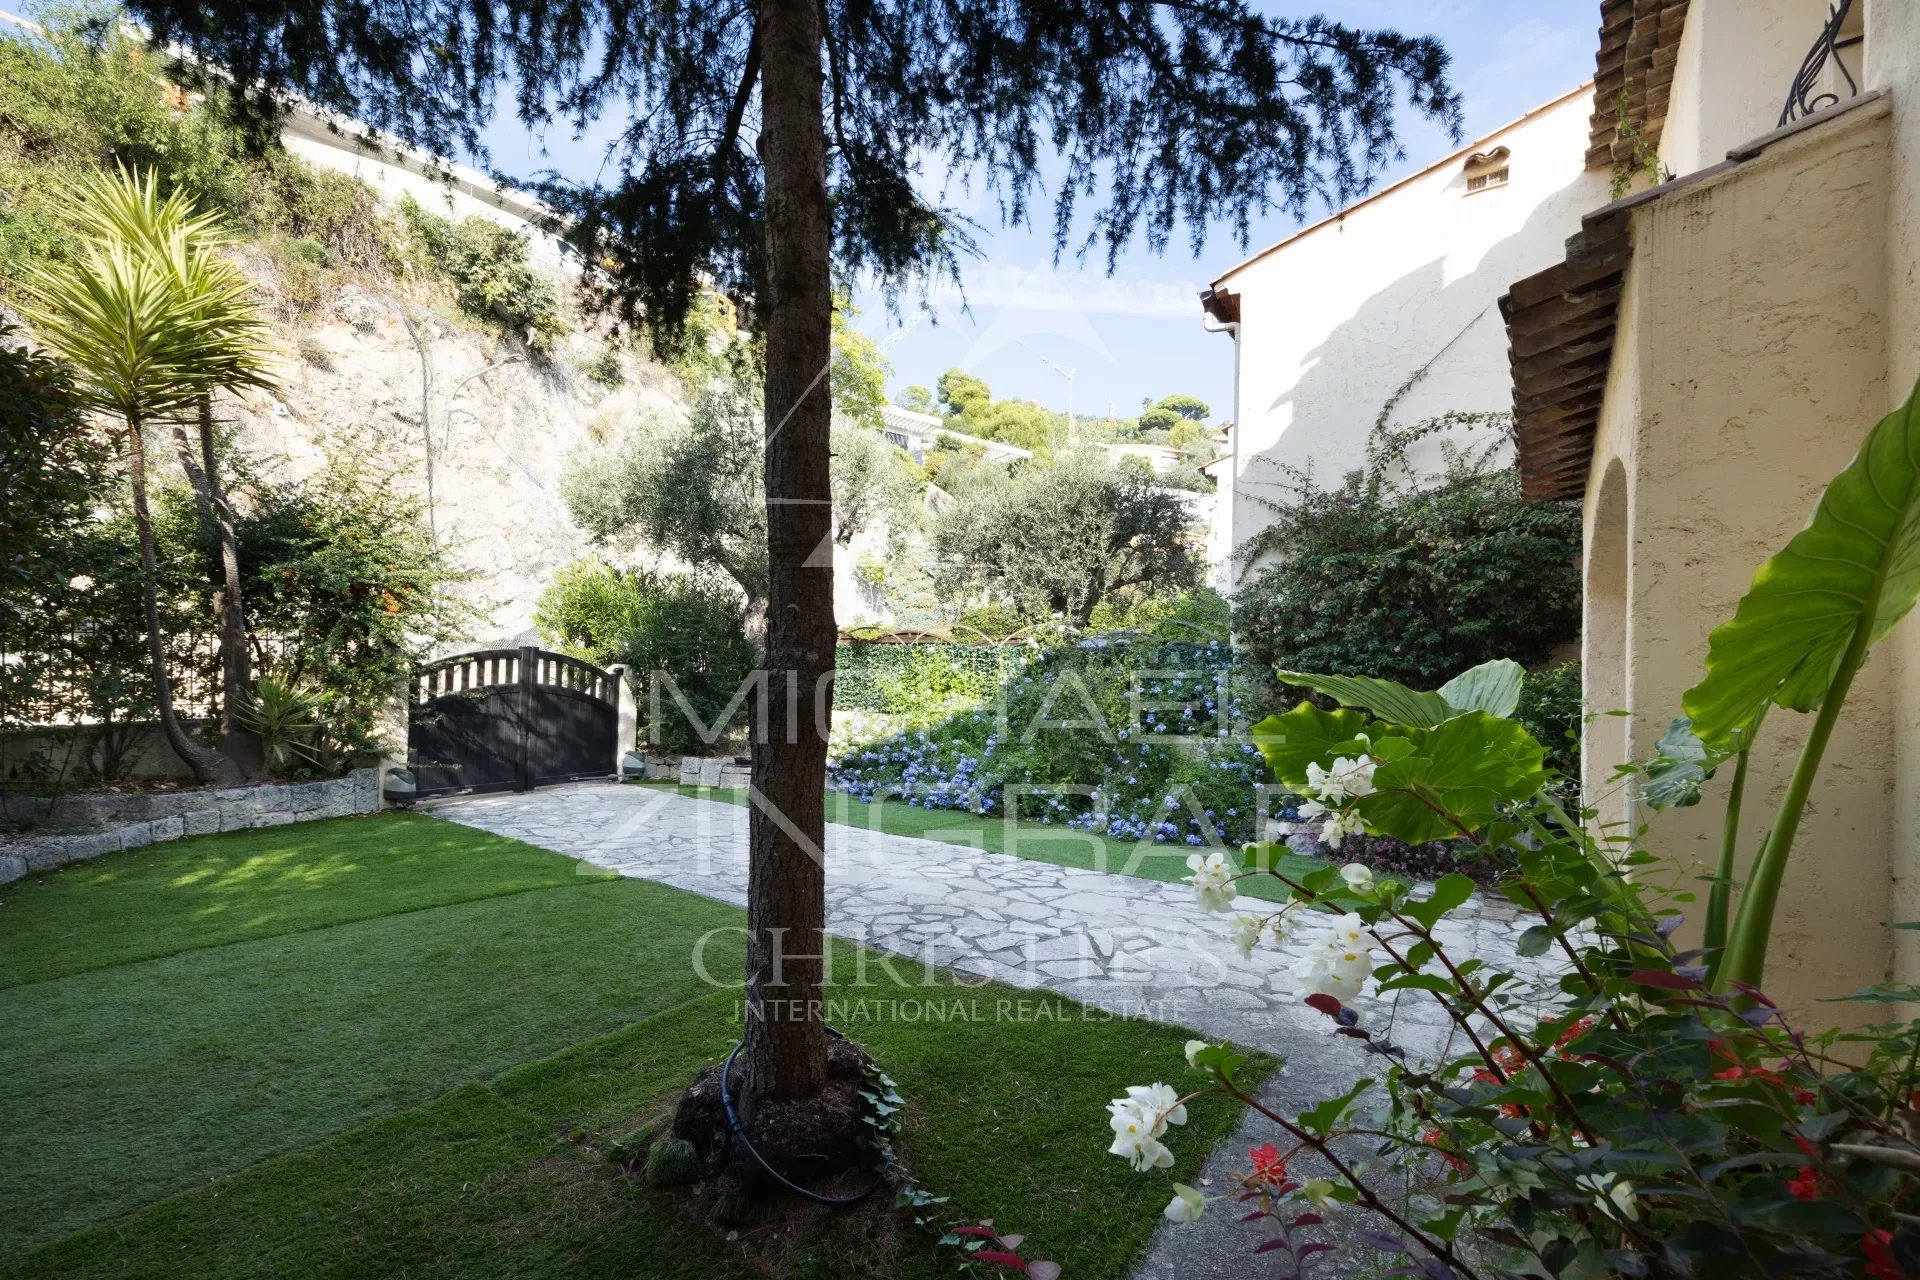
1579, 97, 1896, 1025
1658, 0, 1839, 178
1210, 85, 1610, 582
1867, 0, 1920, 990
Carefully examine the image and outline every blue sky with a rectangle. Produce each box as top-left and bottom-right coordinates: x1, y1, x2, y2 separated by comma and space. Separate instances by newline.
7, 0, 1599, 419
471, 1, 1600, 420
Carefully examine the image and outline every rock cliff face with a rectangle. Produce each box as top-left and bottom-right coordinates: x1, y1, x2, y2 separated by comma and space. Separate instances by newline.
210, 268, 687, 648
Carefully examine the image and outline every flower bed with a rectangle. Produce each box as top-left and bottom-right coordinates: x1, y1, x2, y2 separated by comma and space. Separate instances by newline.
828, 636, 1508, 883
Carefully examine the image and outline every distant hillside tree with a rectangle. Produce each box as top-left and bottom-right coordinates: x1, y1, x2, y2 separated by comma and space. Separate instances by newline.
932, 452, 1198, 626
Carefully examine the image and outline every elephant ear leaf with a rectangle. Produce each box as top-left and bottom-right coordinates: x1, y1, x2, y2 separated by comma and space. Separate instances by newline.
1437, 659, 1526, 719
1684, 381, 1920, 751
1252, 704, 1373, 789
1642, 716, 1731, 811
1274, 671, 1453, 728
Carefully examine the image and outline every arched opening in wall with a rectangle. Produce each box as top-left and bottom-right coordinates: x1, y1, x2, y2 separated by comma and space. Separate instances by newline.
1584, 459, 1632, 826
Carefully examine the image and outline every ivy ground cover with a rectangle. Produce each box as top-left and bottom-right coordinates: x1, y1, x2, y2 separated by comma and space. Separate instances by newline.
0, 812, 1263, 1277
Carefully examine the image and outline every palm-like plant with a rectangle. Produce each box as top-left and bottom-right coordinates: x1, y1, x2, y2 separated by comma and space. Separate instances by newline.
15, 167, 276, 786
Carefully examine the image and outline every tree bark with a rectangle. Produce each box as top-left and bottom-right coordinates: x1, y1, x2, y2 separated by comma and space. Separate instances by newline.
171, 396, 262, 776
742, 0, 834, 1106
126, 412, 245, 787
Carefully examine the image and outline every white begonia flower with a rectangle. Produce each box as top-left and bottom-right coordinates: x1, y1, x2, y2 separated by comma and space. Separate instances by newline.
1164, 1183, 1205, 1223
1125, 1082, 1188, 1128
1317, 806, 1368, 850
1339, 863, 1375, 893
1184, 1039, 1209, 1068
1106, 1083, 1188, 1171
67, 575, 94, 591
1227, 913, 1267, 958
1293, 912, 1374, 1002
1306, 754, 1377, 802
1185, 851, 1238, 912
1109, 1126, 1176, 1172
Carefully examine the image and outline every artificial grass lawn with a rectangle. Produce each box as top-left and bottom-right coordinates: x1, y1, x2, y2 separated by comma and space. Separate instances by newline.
643, 780, 1325, 903
0, 811, 612, 988
1, 809, 1271, 1277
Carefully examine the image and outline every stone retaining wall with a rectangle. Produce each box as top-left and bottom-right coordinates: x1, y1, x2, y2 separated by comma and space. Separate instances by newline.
0, 768, 380, 884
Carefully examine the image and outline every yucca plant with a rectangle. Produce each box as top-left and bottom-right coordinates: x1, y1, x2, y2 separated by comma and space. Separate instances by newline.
14, 167, 277, 786
232, 676, 322, 774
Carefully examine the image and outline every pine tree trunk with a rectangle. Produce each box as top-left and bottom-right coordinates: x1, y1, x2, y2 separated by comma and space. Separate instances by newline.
171, 397, 262, 776
742, 0, 834, 1106
126, 412, 245, 787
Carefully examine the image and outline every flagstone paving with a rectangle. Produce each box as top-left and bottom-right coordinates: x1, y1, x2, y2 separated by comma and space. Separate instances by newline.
426, 781, 1557, 1054
426, 781, 1565, 1274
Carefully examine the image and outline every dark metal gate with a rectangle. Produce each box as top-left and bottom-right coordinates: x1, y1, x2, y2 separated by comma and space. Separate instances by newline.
408, 647, 621, 798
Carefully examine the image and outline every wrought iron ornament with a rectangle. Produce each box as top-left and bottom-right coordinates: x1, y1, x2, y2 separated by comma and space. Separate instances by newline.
1779, 0, 1863, 128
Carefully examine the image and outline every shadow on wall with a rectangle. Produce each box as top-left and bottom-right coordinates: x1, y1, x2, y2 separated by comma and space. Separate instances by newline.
1232, 163, 1612, 580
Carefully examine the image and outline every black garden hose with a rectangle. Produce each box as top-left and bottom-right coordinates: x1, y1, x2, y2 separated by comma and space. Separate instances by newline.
718, 1028, 886, 1206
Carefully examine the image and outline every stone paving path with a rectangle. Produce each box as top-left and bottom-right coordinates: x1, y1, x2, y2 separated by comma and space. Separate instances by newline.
426, 781, 1565, 1274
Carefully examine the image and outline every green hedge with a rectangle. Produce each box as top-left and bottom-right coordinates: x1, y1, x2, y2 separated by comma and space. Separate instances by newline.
833, 644, 1026, 715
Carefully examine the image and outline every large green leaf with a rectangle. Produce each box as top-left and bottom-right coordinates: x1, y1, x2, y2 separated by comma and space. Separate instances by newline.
1251, 704, 1372, 789
1437, 659, 1525, 718
1273, 670, 1452, 727
1642, 716, 1731, 811
1275, 658, 1525, 729
1683, 380, 1920, 749
1357, 713, 1547, 842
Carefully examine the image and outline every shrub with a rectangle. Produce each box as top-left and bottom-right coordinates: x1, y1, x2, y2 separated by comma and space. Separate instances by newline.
1112, 670, 1920, 1278
535, 561, 755, 756
833, 644, 1021, 719
397, 194, 566, 351
582, 342, 625, 388
1232, 440, 1581, 689
1517, 658, 1582, 779
0, 13, 402, 285
0, 332, 114, 743
1087, 588, 1233, 644
830, 637, 1286, 845
209, 449, 477, 762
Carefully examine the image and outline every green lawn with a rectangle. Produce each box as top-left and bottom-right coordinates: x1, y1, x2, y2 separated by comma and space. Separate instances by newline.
0, 810, 1268, 1277
0, 811, 610, 988
643, 780, 1324, 903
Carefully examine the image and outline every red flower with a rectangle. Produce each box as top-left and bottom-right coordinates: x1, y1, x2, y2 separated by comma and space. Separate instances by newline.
1250, 1142, 1289, 1184
1552, 1018, 1594, 1053
1864, 1229, 1902, 1280
1420, 1128, 1468, 1175
1786, 1166, 1821, 1201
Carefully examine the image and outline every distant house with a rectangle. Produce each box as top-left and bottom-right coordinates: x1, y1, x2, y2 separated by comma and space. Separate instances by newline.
878, 406, 1033, 465
1199, 83, 1610, 588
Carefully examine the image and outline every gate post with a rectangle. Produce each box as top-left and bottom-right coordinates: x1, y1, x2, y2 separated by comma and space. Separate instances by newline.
606, 664, 639, 774
516, 646, 538, 792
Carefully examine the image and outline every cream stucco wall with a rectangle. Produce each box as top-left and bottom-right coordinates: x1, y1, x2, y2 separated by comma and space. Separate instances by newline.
1211, 86, 1610, 583
1658, 0, 1842, 178
1865, 0, 1920, 989
1581, 97, 1895, 1026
